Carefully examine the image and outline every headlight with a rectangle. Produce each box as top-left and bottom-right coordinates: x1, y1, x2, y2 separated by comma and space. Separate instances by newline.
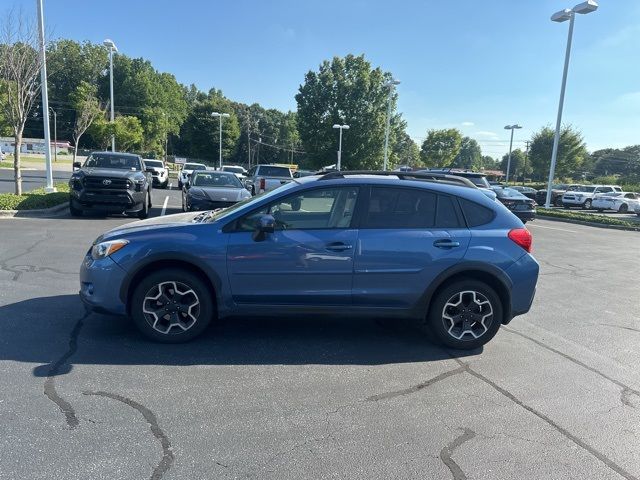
91, 239, 129, 260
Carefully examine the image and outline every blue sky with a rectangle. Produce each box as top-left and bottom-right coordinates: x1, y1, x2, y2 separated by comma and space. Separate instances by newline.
30, 0, 640, 156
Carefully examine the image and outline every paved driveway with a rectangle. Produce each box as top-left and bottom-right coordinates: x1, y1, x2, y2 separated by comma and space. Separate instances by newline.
1, 207, 639, 480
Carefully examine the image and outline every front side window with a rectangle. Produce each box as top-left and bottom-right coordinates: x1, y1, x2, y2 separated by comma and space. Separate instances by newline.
234, 187, 359, 231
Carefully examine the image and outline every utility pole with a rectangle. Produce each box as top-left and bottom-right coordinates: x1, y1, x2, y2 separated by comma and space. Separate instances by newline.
246, 114, 251, 168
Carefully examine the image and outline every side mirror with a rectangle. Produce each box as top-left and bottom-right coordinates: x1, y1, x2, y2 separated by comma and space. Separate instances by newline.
252, 214, 275, 242
73, 161, 82, 169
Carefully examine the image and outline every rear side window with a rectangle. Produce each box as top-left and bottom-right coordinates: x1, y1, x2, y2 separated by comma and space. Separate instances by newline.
363, 187, 436, 228
435, 195, 464, 228
459, 199, 494, 227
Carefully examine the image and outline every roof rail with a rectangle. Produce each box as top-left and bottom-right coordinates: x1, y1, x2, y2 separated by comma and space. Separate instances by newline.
317, 170, 477, 189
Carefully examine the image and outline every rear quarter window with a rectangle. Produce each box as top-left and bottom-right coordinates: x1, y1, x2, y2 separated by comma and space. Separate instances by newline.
459, 198, 495, 227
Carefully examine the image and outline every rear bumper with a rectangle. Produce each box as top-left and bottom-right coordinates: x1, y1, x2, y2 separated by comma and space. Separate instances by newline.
513, 210, 536, 222
505, 253, 539, 321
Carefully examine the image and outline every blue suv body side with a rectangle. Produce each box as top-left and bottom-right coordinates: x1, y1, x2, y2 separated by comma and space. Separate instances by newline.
79, 176, 538, 341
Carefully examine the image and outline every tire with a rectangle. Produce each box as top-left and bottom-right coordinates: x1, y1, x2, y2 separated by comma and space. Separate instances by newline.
618, 203, 628, 213
137, 191, 150, 219
554, 197, 563, 207
582, 199, 592, 210
130, 268, 214, 343
424, 280, 503, 350
69, 198, 83, 217
178, 180, 183, 190
563, 204, 571, 210
251, 186, 256, 196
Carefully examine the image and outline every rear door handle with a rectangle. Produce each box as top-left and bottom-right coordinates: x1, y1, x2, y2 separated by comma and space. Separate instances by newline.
326, 242, 353, 252
433, 239, 460, 249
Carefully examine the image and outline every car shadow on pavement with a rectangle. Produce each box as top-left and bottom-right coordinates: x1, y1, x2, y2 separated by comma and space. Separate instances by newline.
0, 294, 480, 376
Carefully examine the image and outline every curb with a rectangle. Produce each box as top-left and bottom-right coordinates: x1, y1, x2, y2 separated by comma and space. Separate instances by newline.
0, 202, 68, 219
536, 214, 640, 232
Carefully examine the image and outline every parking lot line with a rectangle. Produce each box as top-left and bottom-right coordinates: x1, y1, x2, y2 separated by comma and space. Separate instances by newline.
160, 196, 169, 216
169, 182, 173, 189
528, 223, 577, 233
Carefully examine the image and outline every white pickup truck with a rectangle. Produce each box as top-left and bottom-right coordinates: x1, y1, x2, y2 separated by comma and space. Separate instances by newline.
244, 165, 293, 195
562, 185, 622, 210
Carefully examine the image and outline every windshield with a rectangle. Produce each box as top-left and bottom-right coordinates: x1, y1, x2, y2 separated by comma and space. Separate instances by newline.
493, 187, 525, 199
184, 163, 206, 171
144, 160, 164, 168
84, 153, 141, 170
192, 172, 243, 188
466, 176, 490, 188
258, 166, 292, 178
222, 166, 246, 174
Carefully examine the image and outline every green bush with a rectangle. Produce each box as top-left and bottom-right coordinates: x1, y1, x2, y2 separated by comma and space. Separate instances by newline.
536, 207, 639, 228
0, 183, 69, 210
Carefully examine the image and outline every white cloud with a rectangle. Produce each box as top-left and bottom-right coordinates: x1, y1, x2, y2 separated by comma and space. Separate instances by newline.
461, 121, 474, 127
474, 131, 499, 139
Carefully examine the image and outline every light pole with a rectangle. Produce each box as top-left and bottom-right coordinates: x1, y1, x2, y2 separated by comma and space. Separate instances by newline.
332, 124, 350, 170
211, 112, 230, 170
383, 78, 400, 171
36, 0, 55, 192
545, 0, 598, 208
503, 124, 522, 183
49, 107, 57, 163
103, 39, 118, 152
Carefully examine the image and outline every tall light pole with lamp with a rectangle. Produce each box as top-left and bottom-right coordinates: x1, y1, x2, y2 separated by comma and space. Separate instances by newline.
103, 39, 118, 152
544, 0, 598, 208
36, 0, 55, 192
49, 107, 57, 163
383, 78, 400, 171
332, 124, 349, 171
503, 124, 522, 183
211, 112, 230, 170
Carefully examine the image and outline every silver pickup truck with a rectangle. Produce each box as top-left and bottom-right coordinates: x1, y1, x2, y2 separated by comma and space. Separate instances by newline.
244, 164, 293, 195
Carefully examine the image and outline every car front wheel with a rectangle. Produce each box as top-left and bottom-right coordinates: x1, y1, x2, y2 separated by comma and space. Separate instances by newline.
425, 280, 503, 350
582, 199, 592, 210
131, 269, 213, 343
69, 198, 83, 217
137, 191, 150, 219
618, 203, 628, 213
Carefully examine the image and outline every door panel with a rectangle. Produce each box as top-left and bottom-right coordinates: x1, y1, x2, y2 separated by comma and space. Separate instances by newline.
227, 229, 357, 305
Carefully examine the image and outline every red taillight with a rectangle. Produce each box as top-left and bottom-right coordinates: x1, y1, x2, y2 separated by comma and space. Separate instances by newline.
508, 228, 532, 253
260, 178, 265, 191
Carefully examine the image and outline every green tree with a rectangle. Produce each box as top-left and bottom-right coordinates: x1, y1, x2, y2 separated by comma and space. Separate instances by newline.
528, 126, 587, 180
295, 54, 400, 170
480, 156, 500, 170
590, 147, 640, 177
500, 148, 527, 179
88, 115, 143, 151
452, 136, 482, 169
391, 131, 419, 167
177, 90, 240, 161
419, 128, 463, 167
70, 81, 103, 163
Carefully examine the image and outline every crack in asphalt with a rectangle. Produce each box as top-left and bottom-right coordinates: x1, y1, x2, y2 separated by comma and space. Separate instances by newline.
439, 428, 476, 480
42, 311, 89, 429
452, 358, 639, 480
365, 366, 467, 402
503, 327, 640, 409
83, 391, 175, 480
601, 323, 640, 334
0, 232, 53, 281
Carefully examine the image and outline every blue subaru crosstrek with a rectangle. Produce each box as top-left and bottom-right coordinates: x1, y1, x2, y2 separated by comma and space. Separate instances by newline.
80, 171, 538, 349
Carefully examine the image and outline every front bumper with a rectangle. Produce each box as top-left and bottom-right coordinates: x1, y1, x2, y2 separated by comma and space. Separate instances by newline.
562, 197, 588, 206
71, 189, 146, 212
79, 253, 128, 316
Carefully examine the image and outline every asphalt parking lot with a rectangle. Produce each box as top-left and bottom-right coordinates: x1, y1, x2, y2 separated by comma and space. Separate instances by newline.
0, 168, 72, 193
1, 194, 639, 480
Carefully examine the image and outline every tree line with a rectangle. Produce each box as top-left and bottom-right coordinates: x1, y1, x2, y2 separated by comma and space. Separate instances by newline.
2, 14, 639, 195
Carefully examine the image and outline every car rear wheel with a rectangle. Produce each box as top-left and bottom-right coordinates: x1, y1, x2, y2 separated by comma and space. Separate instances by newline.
131, 269, 213, 343
554, 197, 563, 207
618, 203, 628, 213
69, 198, 83, 217
582, 199, 592, 210
425, 280, 503, 350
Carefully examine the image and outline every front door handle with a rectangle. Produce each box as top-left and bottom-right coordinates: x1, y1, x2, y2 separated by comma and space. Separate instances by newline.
433, 239, 460, 249
326, 242, 353, 252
